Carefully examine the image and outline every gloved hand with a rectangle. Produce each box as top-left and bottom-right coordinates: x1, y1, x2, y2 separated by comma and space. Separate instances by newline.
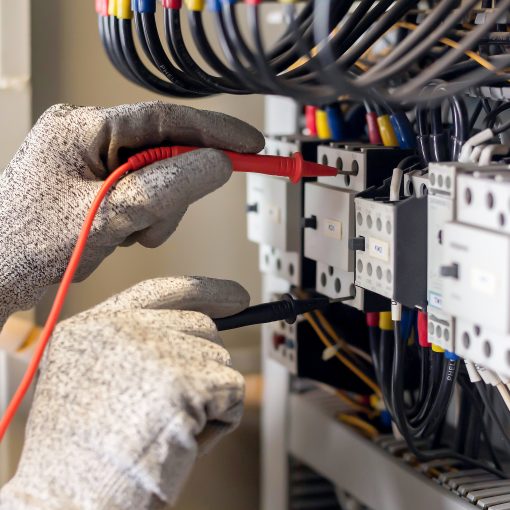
0, 276, 250, 510
0, 101, 264, 328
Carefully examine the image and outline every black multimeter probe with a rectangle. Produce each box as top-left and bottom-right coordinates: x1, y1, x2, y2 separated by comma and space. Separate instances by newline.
214, 294, 351, 331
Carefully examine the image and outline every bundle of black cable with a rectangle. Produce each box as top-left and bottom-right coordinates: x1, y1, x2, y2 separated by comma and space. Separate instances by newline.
383, 320, 506, 477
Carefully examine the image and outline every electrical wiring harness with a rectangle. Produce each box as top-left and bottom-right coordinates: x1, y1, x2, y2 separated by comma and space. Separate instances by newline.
98, 0, 510, 105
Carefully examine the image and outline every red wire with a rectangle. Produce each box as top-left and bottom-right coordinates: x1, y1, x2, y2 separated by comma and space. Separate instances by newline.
0, 159, 135, 441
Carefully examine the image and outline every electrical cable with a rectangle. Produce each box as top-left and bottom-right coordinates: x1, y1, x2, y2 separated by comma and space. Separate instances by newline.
187, 9, 243, 85
117, 15, 205, 96
304, 312, 381, 397
133, 11, 211, 95
212, 5, 268, 93
98, 14, 141, 86
338, 413, 380, 439
335, 390, 377, 418
474, 381, 510, 449
458, 375, 504, 470
484, 102, 510, 129
389, 321, 506, 477
315, 310, 373, 365
244, 3, 339, 103
163, 6, 244, 94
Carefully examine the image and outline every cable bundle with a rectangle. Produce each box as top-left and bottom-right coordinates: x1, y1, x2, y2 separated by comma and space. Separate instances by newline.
97, 0, 510, 106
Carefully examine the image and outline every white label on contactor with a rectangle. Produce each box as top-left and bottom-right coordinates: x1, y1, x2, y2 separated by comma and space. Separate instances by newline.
429, 292, 443, 309
266, 205, 281, 224
323, 219, 342, 240
368, 237, 389, 262
470, 267, 496, 295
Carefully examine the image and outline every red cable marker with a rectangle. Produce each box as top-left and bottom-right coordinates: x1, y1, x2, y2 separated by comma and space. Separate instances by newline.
0, 146, 337, 441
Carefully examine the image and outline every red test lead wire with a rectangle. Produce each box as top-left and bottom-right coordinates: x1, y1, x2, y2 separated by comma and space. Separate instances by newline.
0, 146, 337, 441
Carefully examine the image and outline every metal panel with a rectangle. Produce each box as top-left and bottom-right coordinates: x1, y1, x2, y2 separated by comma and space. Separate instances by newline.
288, 392, 475, 510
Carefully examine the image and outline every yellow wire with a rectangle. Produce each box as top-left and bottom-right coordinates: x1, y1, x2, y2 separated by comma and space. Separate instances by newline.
314, 310, 373, 365
338, 413, 380, 438
335, 389, 378, 418
396, 21, 498, 74
304, 312, 382, 397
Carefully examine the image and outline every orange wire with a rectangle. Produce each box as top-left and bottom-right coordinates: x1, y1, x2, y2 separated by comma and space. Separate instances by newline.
0, 160, 136, 441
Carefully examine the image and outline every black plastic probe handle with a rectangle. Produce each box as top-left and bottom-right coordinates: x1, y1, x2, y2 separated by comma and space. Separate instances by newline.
214, 294, 330, 331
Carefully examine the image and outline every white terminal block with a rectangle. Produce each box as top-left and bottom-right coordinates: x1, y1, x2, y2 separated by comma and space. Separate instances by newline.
247, 173, 301, 253
354, 199, 395, 300
315, 262, 362, 308
427, 163, 459, 351
303, 182, 359, 304
442, 222, 510, 334
456, 172, 510, 234
455, 318, 510, 377
259, 244, 300, 286
304, 183, 356, 273
318, 144, 393, 192
425, 162, 497, 349
264, 136, 299, 157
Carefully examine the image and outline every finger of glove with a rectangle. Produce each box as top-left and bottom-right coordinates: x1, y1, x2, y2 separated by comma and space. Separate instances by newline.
84, 277, 250, 319
88, 309, 223, 345
94, 149, 231, 246
85, 101, 265, 172
129, 206, 186, 248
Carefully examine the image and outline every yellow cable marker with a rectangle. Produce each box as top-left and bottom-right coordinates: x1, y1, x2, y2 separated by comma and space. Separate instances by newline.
379, 311, 393, 331
316, 109, 332, 139
432, 344, 445, 353
377, 114, 399, 147
108, 0, 118, 16
185, 0, 205, 11
116, 0, 133, 19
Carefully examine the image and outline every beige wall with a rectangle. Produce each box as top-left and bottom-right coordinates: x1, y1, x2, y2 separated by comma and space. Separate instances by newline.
31, 1, 267, 349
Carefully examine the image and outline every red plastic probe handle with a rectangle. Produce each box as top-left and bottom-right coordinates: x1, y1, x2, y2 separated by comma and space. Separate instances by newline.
167, 146, 337, 183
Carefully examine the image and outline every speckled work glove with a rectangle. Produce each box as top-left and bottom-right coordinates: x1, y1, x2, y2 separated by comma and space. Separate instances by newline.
0, 101, 264, 328
0, 276, 249, 510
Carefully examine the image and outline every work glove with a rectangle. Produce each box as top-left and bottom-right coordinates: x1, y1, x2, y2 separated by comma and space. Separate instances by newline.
0, 276, 250, 510
0, 101, 264, 328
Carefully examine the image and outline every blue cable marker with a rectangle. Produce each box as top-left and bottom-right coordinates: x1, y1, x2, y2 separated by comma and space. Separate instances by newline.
325, 104, 345, 142
131, 0, 156, 13
207, 0, 222, 10
390, 111, 416, 149
445, 351, 460, 361
400, 308, 414, 342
